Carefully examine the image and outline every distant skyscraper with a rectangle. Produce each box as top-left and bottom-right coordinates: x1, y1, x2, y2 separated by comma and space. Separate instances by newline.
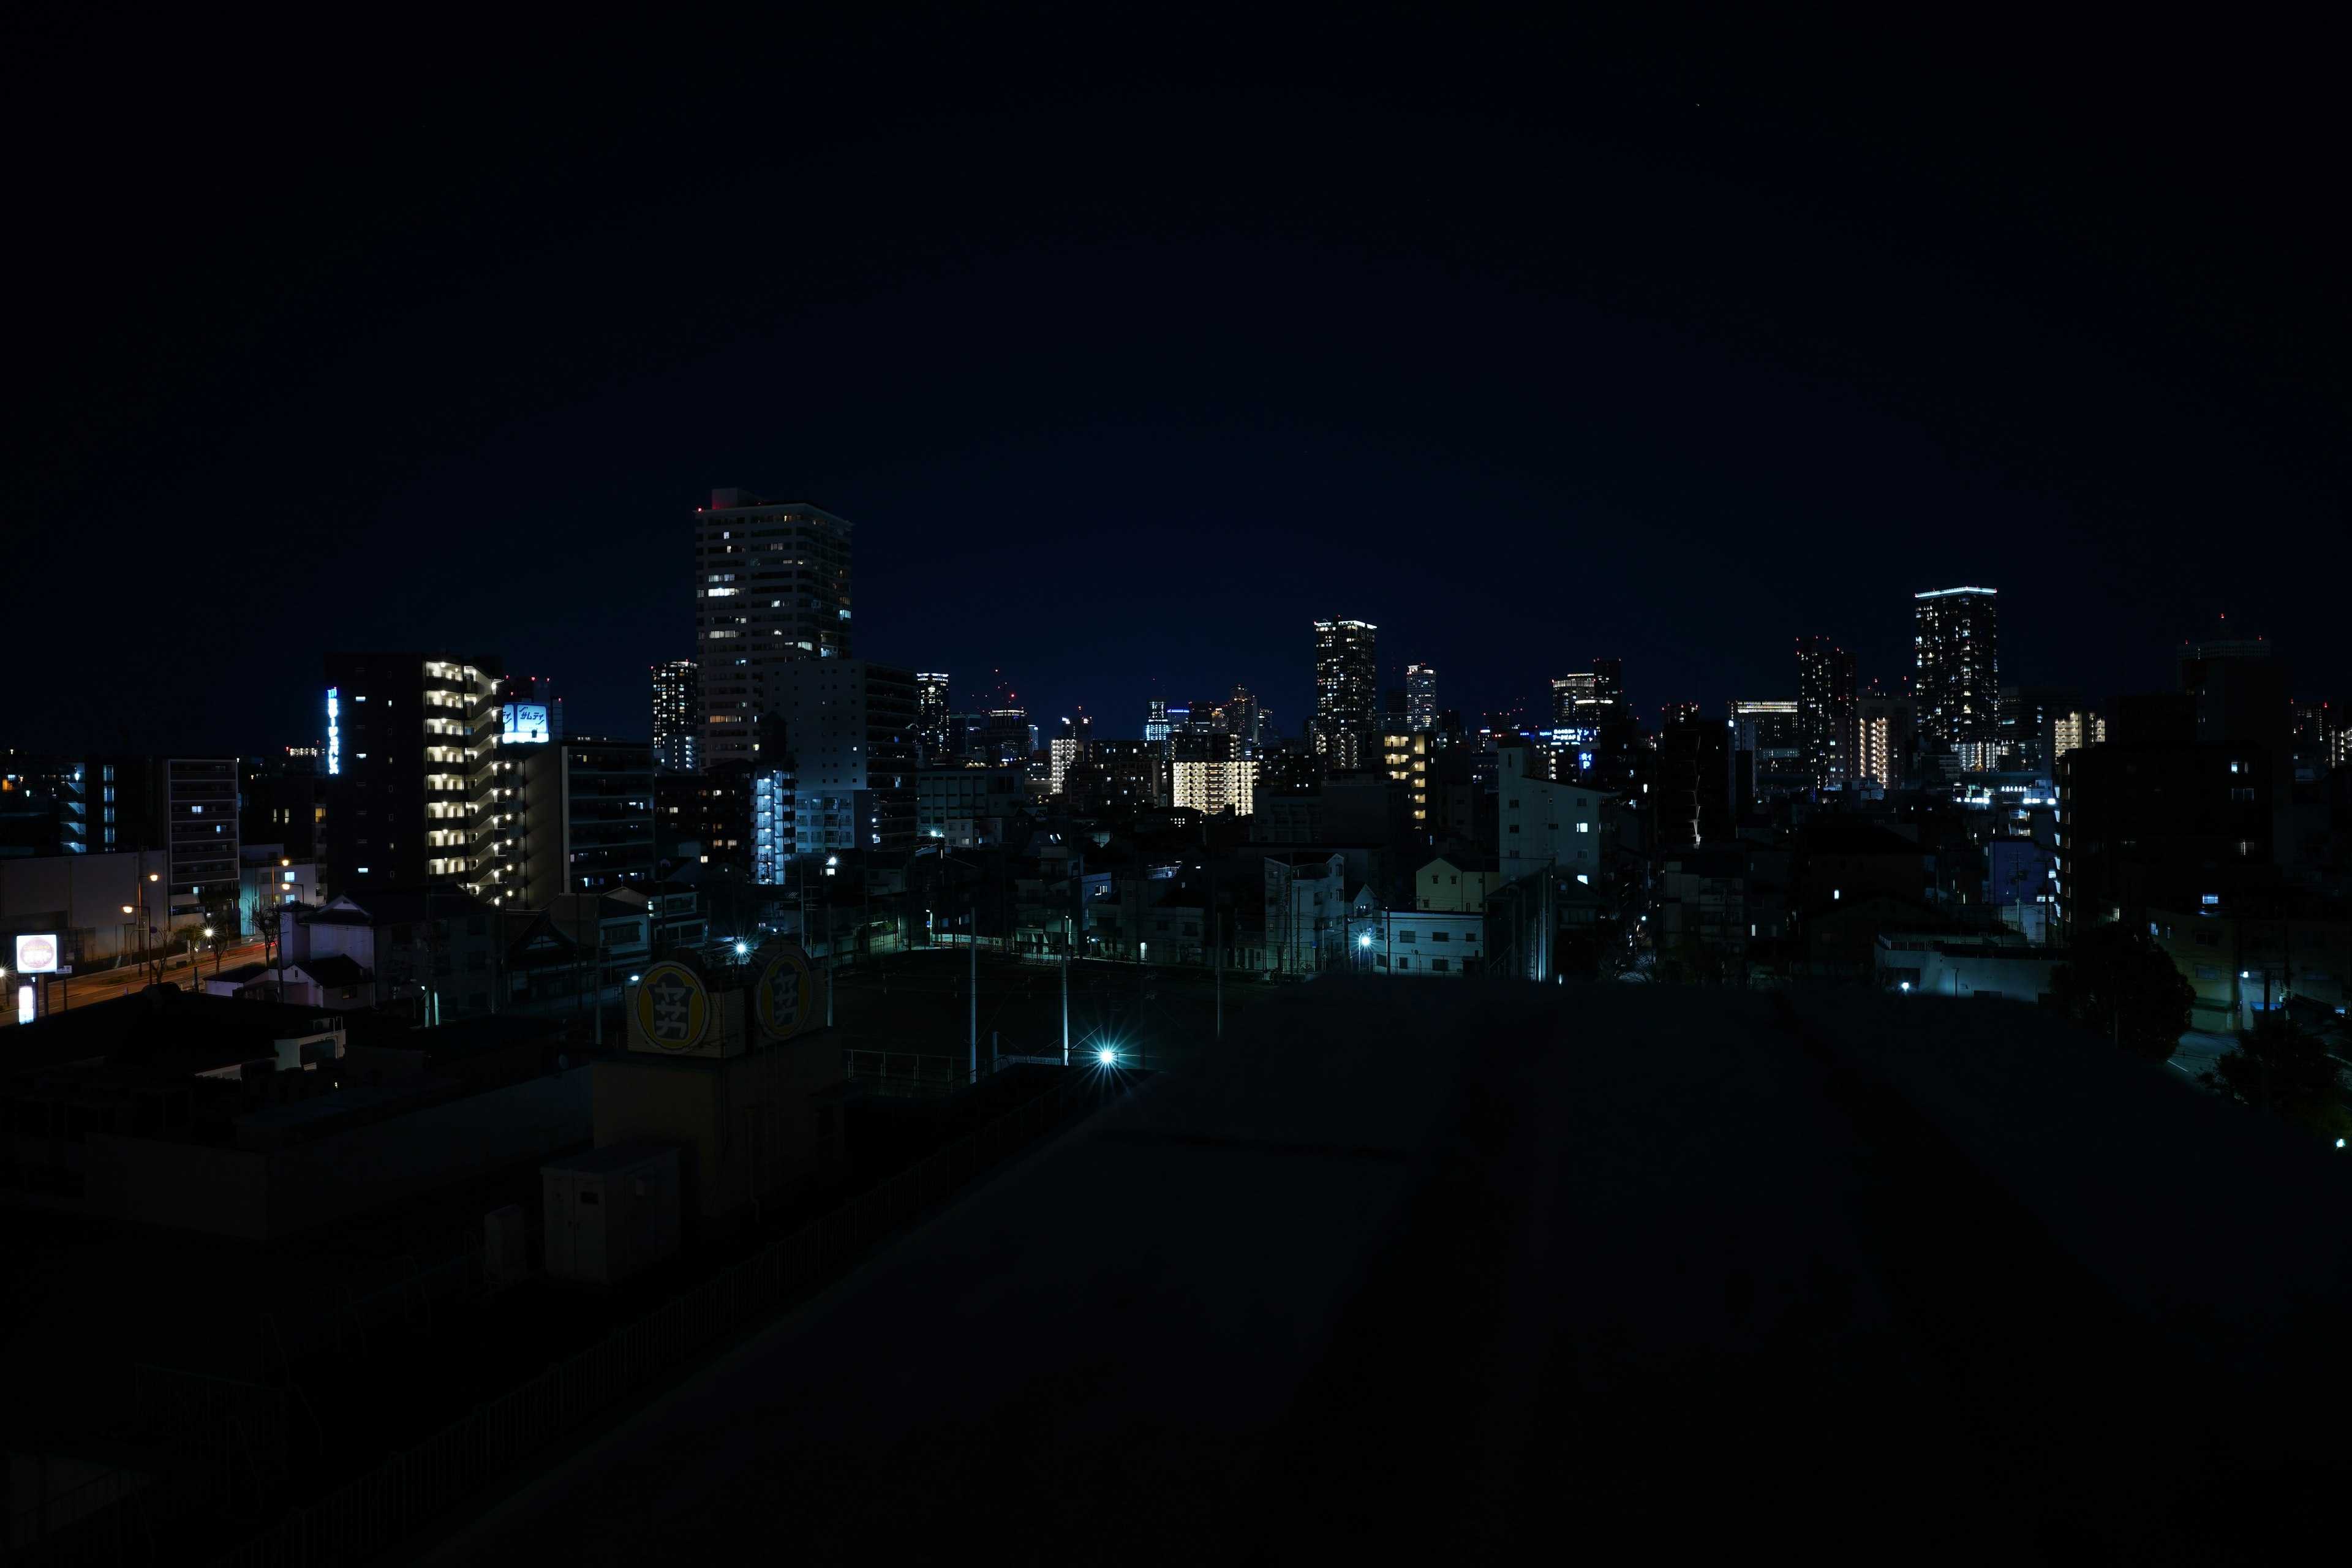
652, 659, 699, 772
916, 672, 951, 761
1551, 672, 1597, 724
1049, 714, 1092, 794
1855, 686, 1917, 790
1914, 587, 2000, 767
1225, 687, 1262, 746
982, 708, 1030, 765
1406, 665, 1436, 732
1313, 619, 1378, 769
1145, 699, 1170, 746
1794, 636, 1856, 790
695, 488, 853, 770
1730, 699, 1805, 800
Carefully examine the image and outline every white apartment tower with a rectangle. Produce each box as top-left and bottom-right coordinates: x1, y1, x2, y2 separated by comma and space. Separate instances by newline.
695, 489, 854, 770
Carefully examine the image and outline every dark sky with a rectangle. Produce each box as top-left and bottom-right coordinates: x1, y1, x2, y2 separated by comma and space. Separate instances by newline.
5, 6, 2344, 754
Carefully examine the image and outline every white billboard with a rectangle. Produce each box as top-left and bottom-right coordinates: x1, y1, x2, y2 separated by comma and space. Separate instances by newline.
14, 933, 60, 974
503, 703, 551, 745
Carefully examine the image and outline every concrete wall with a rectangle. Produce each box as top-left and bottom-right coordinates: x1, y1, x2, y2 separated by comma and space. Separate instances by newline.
78, 1068, 591, 1240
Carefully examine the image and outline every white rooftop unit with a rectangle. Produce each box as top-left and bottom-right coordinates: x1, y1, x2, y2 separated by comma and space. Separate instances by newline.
542, 1140, 682, 1285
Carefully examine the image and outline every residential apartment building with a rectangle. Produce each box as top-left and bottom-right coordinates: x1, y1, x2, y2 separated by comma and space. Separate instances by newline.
694, 489, 853, 769
516, 739, 657, 905
1354, 908, 1484, 976
1730, 699, 1805, 801
764, 658, 919, 856
1086, 741, 1170, 812
1172, 731, 1256, 818
1498, 744, 1608, 884
1406, 665, 1437, 732
1855, 689, 1917, 791
916, 673, 952, 761
1264, 851, 1349, 975
1795, 636, 1856, 789
1379, 729, 1431, 826
916, 767, 1024, 847
1914, 586, 2000, 766
1311, 618, 1378, 771
322, 653, 503, 894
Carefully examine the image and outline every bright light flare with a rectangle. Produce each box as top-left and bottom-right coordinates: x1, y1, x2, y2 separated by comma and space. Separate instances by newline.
1096, 1046, 1118, 1066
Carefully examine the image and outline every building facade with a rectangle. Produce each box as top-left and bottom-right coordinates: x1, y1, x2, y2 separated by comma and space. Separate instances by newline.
516, 739, 657, 905
1498, 745, 1608, 883
764, 658, 919, 856
1730, 700, 1806, 801
652, 659, 699, 773
693, 489, 853, 769
322, 653, 504, 895
916, 767, 1023, 846
1172, 733, 1256, 818
1914, 587, 2000, 766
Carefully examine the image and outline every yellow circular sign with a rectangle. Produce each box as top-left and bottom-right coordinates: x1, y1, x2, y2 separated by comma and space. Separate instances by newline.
755, 944, 814, 1039
633, 959, 710, 1052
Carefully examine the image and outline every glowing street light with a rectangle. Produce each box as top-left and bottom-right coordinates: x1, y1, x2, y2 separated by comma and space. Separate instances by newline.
1096, 1046, 1118, 1066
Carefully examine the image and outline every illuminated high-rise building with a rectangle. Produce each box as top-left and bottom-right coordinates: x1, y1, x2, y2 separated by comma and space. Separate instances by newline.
916, 672, 952, 760
1913, 587, 2000, 767
1172, 731, 1256, 817
321, 652, 505, 895
1855, 688, 1917, 791
1404, 665, 1436, 733
2051, 709, 2106, 762
1795, 636, 1857, 790
652, 659, 699, 773
1551, 672, 1597, 724
1312, 618, 1378, 770
694, 489, 853, 771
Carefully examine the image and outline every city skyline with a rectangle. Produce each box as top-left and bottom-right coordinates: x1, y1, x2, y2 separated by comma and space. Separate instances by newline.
2, 15, 2341, 757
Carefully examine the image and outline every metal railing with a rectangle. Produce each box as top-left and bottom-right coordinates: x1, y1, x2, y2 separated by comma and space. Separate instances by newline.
210, 1067, 1109, 1568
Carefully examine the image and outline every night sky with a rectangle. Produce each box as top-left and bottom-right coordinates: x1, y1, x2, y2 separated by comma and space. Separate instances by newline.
6, 7, 2343, 755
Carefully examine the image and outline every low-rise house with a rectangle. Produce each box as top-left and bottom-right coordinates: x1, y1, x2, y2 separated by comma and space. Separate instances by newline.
1351, 909, 1485, 976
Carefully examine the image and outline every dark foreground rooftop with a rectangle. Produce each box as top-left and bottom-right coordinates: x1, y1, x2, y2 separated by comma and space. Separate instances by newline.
421, 980, 2352, 1560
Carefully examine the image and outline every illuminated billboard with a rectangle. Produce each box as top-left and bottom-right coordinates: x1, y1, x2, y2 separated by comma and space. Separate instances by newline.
326, 688, 341, 775
14, 933, 60, 974
503, 703, 551, 745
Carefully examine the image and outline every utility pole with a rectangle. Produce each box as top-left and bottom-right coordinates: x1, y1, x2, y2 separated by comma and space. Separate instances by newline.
968, 900, 978, 1084
1061, 941, 1070, 1065
1214, 906, 1223, 1039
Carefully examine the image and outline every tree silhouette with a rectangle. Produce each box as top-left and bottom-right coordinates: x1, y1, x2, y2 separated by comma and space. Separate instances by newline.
2201, 1014, 2352, 1139
2043, 923, 2193, 1063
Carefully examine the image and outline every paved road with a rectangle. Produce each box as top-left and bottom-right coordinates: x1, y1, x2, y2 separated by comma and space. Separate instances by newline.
2, 938, 268, 1024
